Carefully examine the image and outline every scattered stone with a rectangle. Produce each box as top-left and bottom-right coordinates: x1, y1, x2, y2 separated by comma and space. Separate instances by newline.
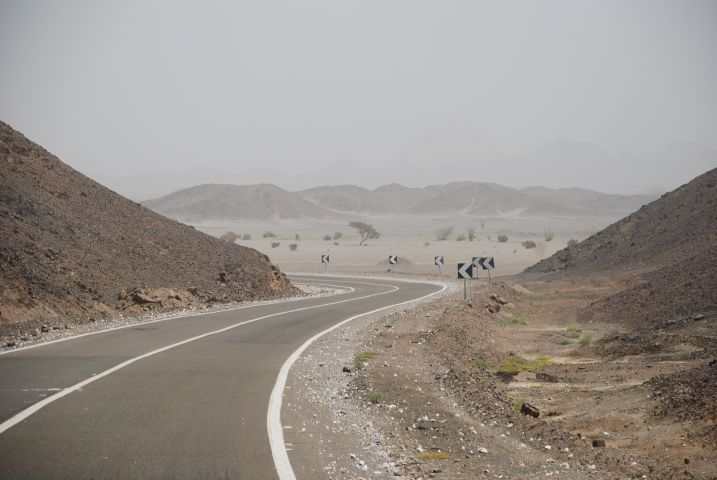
342, 366, 352, 373
592, 439, 606, 448
40, 324, 50, 333
5, 341, 16, 347
520, 402, 540, 418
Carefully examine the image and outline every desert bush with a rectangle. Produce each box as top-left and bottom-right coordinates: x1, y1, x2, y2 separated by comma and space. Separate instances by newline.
456, 234, 466, 241
480, 220, 485, 229
271, 242, 280, 248
467, 228, 476, 241
522, 240, 537, 249
497, 235, 508, 243
544, 230, 555, 242
219, 231, 238, 243
497, 353, 551, 374
333, 231, 343, 240
349, 221, 380, 245
288, 243, 298, 251
333, 241, 339, 246
294, 234, 300, 241
241, 233, 251, 241
323, 235, 332, 241
354, 351, 376, 370
435, 226, 454, 241
424, 242, 430, 247
567, 238, 578, 247
364, 391, 384, 404
262, 231, 275, 238
501, 316, 527, 326
416, 452, 450, 460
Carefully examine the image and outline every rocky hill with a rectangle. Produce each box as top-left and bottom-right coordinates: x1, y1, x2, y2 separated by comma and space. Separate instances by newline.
149, 180, 655, 221
525, 167, 717, 332
0, 122, 297, 340
143, 183, 336, 220
526, 167, 717, 274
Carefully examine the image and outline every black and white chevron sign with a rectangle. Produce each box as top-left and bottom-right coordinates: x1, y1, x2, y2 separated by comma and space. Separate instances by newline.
434, 256, 444, 266
388, 255, 398, 265
473, 256, 495, 270
480, 257, 495, 270
321, 254, 330, 264
457, 262, 473, 279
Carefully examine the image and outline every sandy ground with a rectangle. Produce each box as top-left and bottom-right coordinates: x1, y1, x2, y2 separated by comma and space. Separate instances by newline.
188, 214, 615, 276
283, 275, 715, 479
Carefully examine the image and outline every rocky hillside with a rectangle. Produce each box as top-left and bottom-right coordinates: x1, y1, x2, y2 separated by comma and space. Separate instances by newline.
526, 167, 717, 274
0, 122, 297, 339
525, 167, 717, 333
148, 180, 654, 221
143, 183, 336, 220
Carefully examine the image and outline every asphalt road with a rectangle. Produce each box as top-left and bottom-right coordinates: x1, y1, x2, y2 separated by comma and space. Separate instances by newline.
0, 275, 441, 480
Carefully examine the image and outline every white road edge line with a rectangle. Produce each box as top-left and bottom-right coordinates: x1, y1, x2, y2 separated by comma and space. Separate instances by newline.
0, 282, 399, 435
0, 283, 357, 356
267, 279, 448, 480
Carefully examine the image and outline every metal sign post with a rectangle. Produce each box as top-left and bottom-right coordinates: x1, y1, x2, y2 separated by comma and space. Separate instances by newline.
457, 262, 473, 302
473, 257, 495, 285
388, 255, 398, 271
434, 256, 444, 275
321, 254, 330, 272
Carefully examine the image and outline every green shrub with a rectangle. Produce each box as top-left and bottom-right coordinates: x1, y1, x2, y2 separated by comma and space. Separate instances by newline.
416, 452, 450, 460
364, 391, 384, 404
473, 358, 493, 370
501, 316, 527, 326
354, 351, 376, 370
497, 354, 552, 374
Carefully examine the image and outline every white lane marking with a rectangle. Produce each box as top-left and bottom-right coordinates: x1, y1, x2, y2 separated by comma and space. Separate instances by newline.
0, 282, 398, 435
267, 280, 447, 480
0, 285, 356, 356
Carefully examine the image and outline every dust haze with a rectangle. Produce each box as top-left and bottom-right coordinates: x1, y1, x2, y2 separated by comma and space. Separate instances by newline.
1, 0, 716, 200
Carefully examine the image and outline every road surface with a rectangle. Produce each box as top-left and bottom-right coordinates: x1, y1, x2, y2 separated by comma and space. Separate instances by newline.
0, 275, 441, 480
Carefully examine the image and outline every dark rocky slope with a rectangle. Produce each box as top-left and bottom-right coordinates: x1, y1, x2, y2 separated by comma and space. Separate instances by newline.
0, 121, 297, 340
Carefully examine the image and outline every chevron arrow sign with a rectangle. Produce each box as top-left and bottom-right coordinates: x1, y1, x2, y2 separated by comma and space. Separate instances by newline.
388, 255, 398, 265
480, 257, 495, 270
457, 262, 473, 279
434, 256, 444, 266
321, 255, 330, 264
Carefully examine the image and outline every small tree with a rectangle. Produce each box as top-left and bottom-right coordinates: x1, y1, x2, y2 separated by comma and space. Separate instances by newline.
289, 243, 298, 251
497, 235, 508, 243
435, 226, 454, 241
323, 235, 332, 241
480, 220, 485, 229
467, 228, 476, 241
456, 234, 466, 241
349, 221, 380, 245
522, 240, 537, 249
220, 231, 238, 243
567, 238, 578, 247
544, 230, 555, 242
262, 231, 276, 238
333, 231, 343, 240
241, 233, 251, 241
295, 234, 301, 241
271, 242, 280, 248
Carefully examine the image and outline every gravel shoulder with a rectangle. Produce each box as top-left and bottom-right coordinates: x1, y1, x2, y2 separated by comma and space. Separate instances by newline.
285, 274, 716, 479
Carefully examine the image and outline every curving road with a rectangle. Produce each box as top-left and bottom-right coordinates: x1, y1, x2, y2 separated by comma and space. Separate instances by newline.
0, 275, 442, 480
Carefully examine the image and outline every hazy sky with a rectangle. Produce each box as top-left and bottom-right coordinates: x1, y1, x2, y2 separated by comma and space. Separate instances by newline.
1, 0, 716, 199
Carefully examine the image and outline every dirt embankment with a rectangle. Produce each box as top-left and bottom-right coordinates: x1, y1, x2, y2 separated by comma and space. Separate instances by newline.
319, 277, 715, 479
0, 121, 297, 342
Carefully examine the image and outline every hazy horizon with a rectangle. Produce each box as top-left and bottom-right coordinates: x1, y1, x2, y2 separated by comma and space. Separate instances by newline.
2, 1, 715, 200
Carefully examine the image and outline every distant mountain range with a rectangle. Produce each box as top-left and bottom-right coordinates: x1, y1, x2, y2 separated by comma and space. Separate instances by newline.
143, 181, 657, 221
